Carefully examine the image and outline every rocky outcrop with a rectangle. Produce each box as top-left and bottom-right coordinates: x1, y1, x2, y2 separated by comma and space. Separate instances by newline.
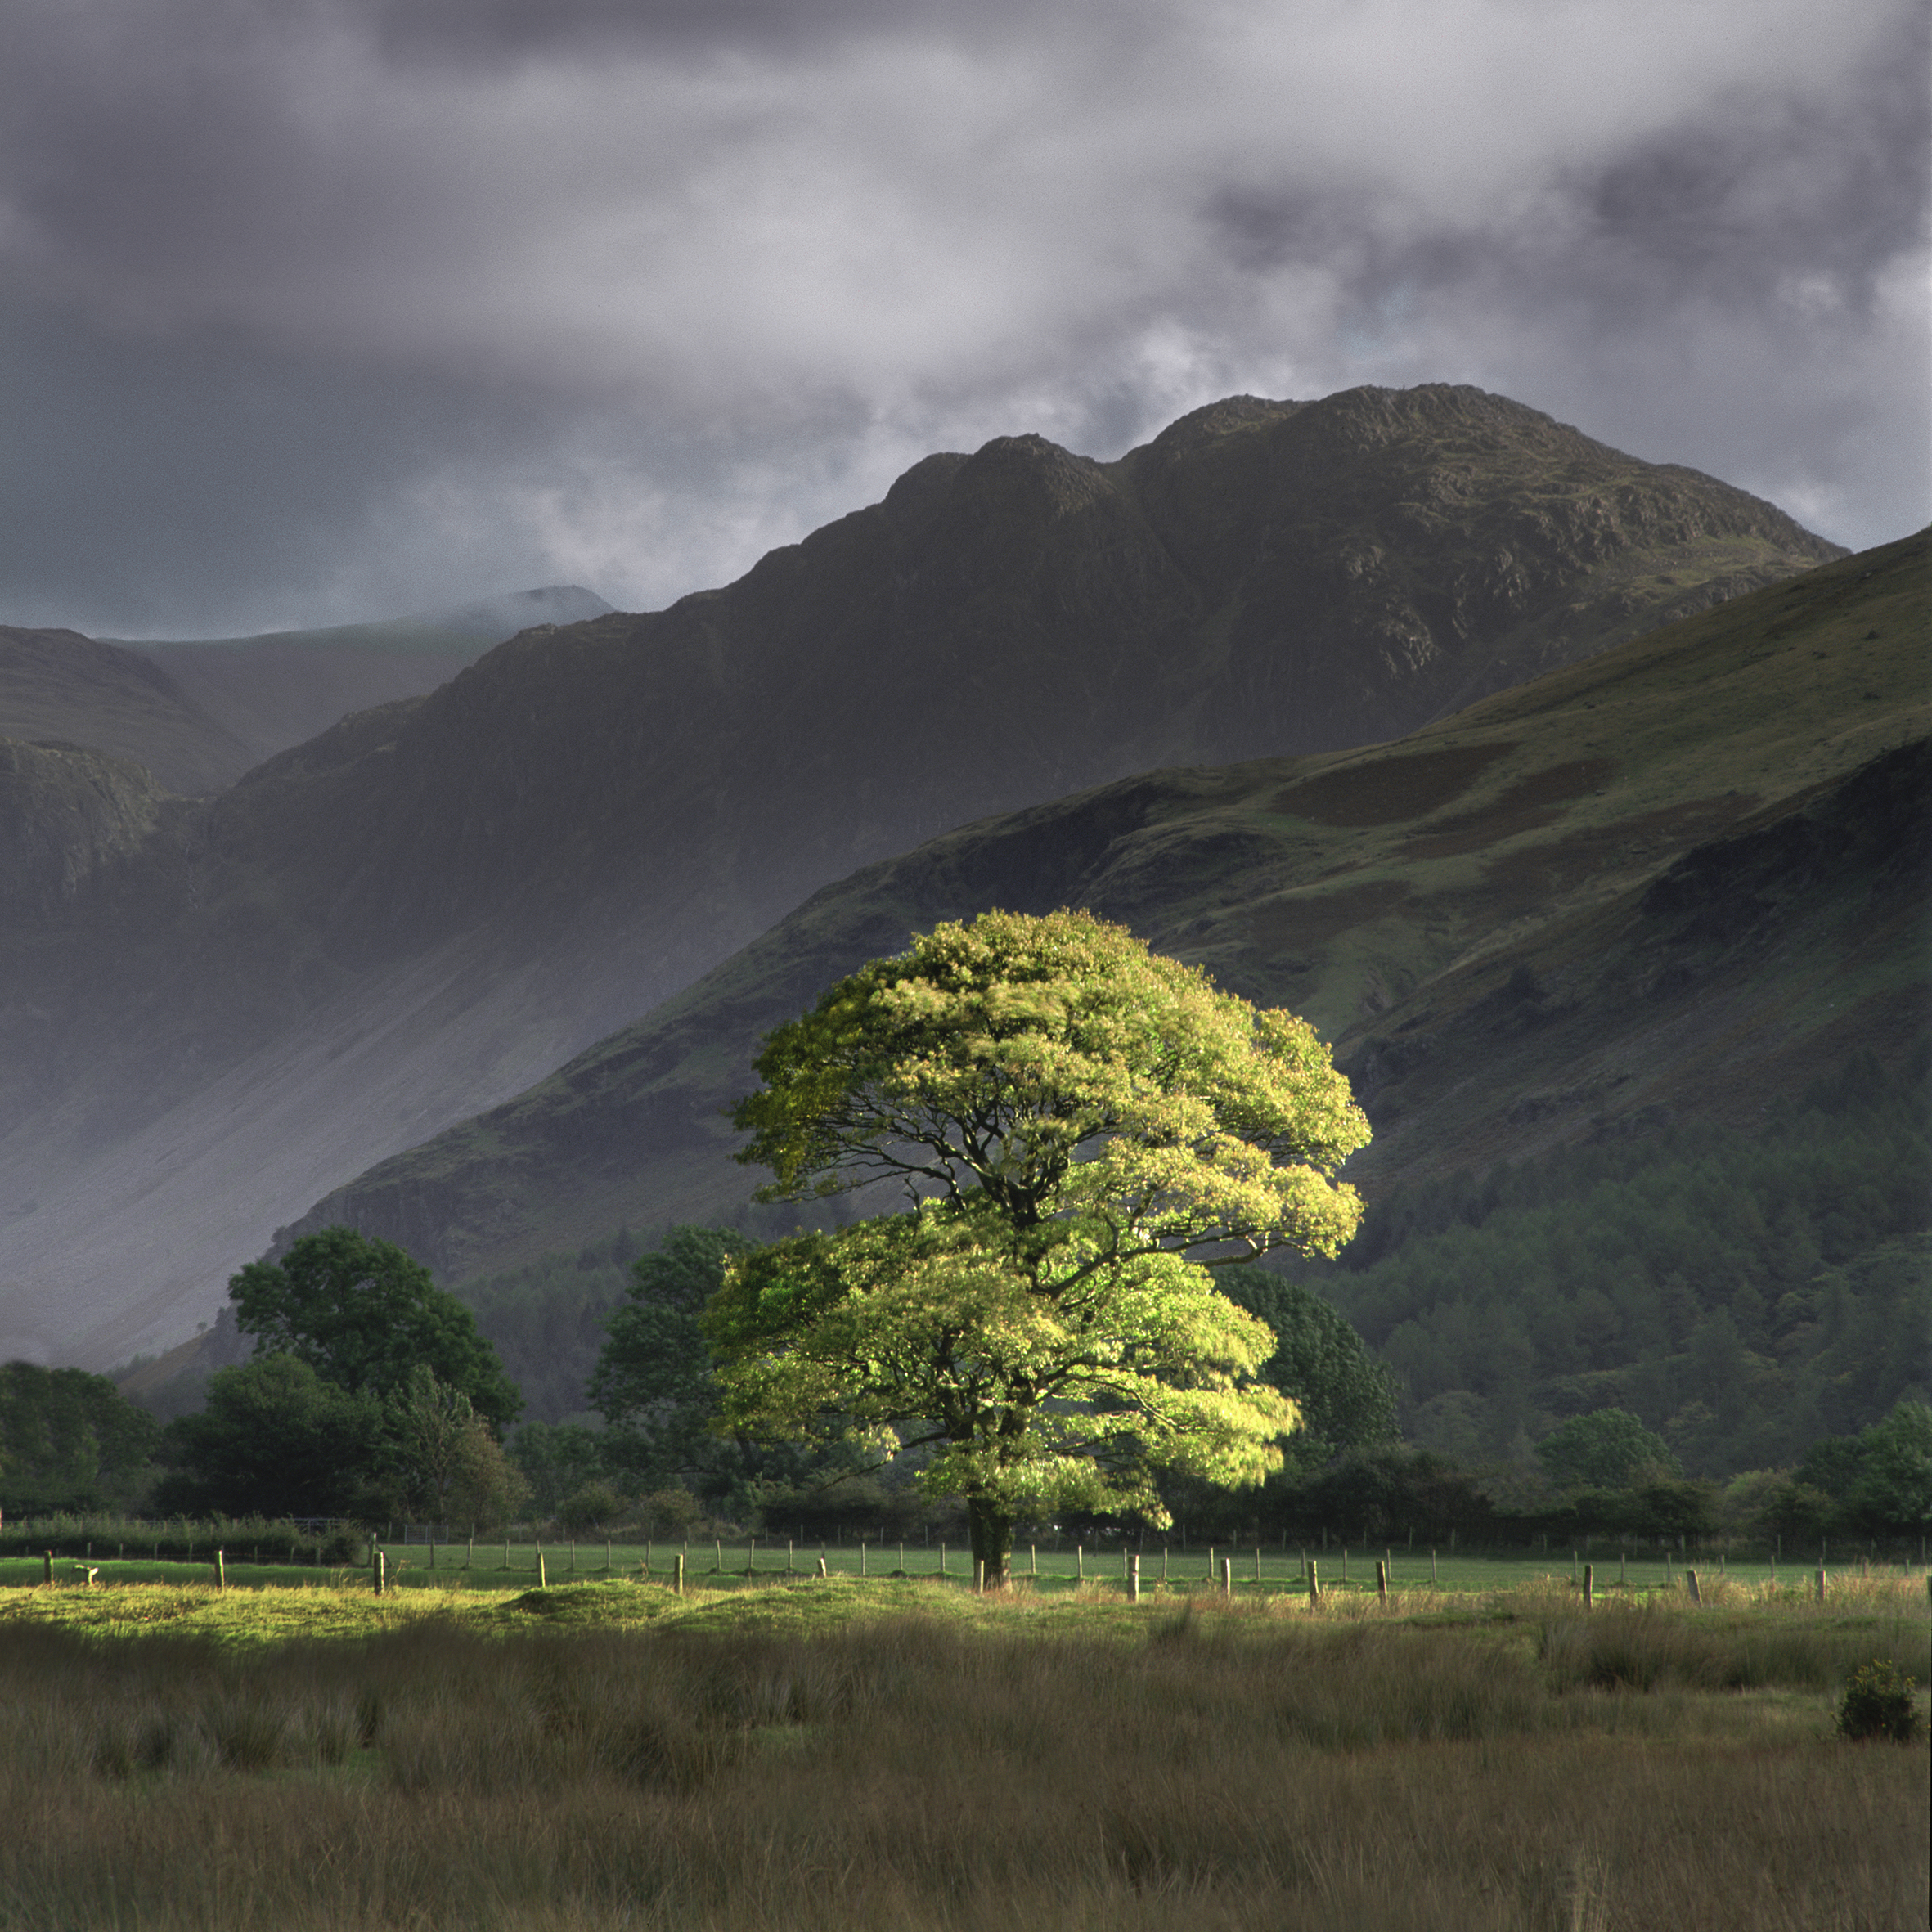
0, 739, 172, 917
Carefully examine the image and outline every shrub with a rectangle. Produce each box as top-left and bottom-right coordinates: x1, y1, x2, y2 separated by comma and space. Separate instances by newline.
1836, 1659, 1921, 1742
557, 1482, 623, 1534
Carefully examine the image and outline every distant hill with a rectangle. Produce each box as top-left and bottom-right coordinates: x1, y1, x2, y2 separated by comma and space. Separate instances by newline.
0, 385, 1846, 1366
115, 585, 616, 783
0, 586, 613, 794
0, 626, 254, 797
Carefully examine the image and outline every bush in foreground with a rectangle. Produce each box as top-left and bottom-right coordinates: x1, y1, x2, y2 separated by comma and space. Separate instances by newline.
1838, 1658, 1921, 1742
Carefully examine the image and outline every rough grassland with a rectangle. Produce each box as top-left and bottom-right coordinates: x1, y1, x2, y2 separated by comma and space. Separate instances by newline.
2, 1577, 1924, 1930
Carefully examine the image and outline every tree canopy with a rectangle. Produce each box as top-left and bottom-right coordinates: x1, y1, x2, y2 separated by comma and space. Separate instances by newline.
587, 1225, 755, 1483
0, 1362, 159, 1514
1216, 1266, 1399, 1467
711, 910, 1369, 1582
1535, 1408, 1680, 1491
153, 1355, 382, 1520
228, 1228, 521, 1428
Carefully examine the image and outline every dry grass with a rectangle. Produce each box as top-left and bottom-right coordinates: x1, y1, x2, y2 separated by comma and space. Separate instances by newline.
1, 1587, 1925, 1931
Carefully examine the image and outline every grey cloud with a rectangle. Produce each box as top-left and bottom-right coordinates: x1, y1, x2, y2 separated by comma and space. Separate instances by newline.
0, 0, 1923, 636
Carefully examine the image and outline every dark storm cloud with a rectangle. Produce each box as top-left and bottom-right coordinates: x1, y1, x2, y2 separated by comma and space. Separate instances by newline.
1, 0, 1924, 636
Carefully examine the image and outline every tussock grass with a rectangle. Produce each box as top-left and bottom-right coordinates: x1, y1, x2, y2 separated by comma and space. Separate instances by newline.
0, 1584, 1925, 1930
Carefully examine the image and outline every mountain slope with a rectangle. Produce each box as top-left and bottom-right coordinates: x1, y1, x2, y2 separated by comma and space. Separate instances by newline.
285, 530, 1928, 1293
0, 385, 1843, 1364
1, 587, 613, 798
117, 585, 613, 783
0, 626, 254, 797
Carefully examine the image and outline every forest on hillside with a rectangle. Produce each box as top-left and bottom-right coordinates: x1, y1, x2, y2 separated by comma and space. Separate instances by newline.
1289, 1045, 1930, 1480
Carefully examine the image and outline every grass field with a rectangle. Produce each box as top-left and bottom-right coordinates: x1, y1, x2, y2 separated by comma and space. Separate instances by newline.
1, 1570, 1924, 1929
5, 1536, 1908, 1601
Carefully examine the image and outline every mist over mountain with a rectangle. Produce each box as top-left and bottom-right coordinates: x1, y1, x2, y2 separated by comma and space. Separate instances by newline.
0, 586, 613, 797
0, 384, 1844, 1366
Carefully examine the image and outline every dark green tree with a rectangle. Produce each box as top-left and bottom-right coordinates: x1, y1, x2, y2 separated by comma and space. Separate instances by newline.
0, 1362, 159, 1513
228, 1228, 521, 1428
1536, 1409, 1679, 1491
378, 1366, 528, 1527
1849, 1400, 1932, 1535
152, 1355, 383, 1519
587, 1226, 755, 1482
1218, 1267, 1399, 1467
508, 1421, 609, 1518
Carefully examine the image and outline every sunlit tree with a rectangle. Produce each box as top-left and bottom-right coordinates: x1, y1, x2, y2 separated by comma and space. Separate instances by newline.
708, 909, 1369, 1584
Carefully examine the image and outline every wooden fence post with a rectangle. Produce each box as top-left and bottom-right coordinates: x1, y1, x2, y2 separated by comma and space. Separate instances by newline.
975, 1560, 985, 1595
1376, 1559, 1387, 1602
43, 1549, 52, 1585
537, 1551, 547, 1589
1686, 1569, 1700, 1605
1307, 1559, 1320, 1604
1583, 1562, 1593, 1611
674, 1552, 685, 1596
816, 1554, 828, 1578
1129, 1553, 1140, 1603
374, 1551, 385, 1596
216, 1549, 225, 1592
1814, 1568, 1826, 1602
1431, 1548, 1437, 1584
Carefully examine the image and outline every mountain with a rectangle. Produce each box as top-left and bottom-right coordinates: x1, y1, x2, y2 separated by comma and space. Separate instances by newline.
284, 530, 1928, 1297
114, 586, 615, 784
0, 586, 613, 796
0, 384, 1842, 1366
0, 627, 256, 798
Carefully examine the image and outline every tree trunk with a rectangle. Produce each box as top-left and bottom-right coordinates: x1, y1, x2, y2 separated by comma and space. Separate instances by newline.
967, 1496, 1013, 1588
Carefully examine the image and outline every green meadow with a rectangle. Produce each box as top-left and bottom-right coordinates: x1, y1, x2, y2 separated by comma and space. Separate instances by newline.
2, 1570, 1924, 1929
7, 1536, 1892, 1604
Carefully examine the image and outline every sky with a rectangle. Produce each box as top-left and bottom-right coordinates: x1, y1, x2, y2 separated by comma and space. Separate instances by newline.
2, 0, 1925, 640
